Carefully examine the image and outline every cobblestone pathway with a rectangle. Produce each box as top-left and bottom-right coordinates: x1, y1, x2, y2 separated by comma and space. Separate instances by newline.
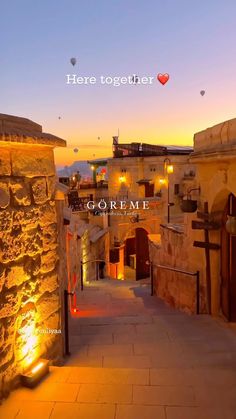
1, 278, 236, 419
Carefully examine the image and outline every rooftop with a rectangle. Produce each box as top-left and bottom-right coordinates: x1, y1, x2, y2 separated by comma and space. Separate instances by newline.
113, 142, 193, 158
0, 113, 66, 147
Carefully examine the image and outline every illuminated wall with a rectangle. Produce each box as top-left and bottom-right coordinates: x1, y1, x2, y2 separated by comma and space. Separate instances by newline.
0, 114, 66, 398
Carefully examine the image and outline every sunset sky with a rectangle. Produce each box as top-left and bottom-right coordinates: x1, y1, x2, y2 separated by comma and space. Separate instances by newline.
2, 0, 236, 167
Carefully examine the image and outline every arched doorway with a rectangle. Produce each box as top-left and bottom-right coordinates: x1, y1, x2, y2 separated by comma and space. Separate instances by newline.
124, 227, 150, 280
221, 193, 236, 321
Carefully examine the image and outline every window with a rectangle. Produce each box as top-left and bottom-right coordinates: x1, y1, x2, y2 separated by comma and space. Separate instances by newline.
174, 184, 180, 195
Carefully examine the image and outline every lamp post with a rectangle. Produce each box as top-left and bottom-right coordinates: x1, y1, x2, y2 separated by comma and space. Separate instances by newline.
164, 158, 174, 223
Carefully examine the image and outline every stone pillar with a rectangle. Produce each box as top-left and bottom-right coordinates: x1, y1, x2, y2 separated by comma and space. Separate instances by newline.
0, 114, 66, 398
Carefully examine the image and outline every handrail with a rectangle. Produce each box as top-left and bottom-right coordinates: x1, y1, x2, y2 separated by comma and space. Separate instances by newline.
150, 262, 200, 314
155, 264, 198, 277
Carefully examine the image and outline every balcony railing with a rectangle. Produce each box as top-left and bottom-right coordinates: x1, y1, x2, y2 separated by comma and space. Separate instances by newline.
79, 181, 108, 190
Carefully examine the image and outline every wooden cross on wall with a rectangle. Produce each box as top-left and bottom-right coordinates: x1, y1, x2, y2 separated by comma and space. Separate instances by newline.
192, 202, 221, 314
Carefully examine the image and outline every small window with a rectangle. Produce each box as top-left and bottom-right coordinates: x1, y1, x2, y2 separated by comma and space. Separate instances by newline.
174, 184, 180, 195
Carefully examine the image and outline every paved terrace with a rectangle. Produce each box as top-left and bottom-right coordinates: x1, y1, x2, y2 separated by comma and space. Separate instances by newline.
1, 279, 236, 419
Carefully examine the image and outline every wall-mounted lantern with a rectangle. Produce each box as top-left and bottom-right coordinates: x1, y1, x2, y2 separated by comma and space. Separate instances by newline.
119, 175, 126, 183
226, 215, 236, 235
166, 164, 174, 174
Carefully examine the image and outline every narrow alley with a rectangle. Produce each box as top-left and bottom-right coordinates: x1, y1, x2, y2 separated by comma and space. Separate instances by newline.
1, 278, 236, 419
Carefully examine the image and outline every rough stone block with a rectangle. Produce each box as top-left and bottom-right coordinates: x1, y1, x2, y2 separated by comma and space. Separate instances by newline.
0, 290, 22, 319
0, 228, 42, 263
36, 295, 59, 322
0, 209, 13, 233
0, 180, 10, 209
41, 311, 60, 332
38, 272, 58, 295
11, 149, 55, 177
40, 250, 58, 273
0, 344, 13, 368
0, 149, 11, 176
0, 264, 5, 292
13, 207, 40, 231
10, 179, 31, 206
3, 265, 30, 289
47, 176, 56, 199
24, 254, 41, 277
31, 177, 48, 204
39, 202, 57, 226
41, 223, 58, 252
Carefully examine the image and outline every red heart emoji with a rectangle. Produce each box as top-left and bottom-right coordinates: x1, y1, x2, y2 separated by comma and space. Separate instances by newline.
157, 73, 169, 85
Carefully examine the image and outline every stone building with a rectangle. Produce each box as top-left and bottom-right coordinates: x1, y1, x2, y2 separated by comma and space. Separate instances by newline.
0, 114, 69, 398
107, 140, 195, 281
149, 117, 236, 320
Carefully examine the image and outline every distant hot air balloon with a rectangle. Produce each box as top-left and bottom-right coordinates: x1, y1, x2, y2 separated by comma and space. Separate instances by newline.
200, 90, 205, 96
73, 148, 79, 153
70, 57, 77, 66
58, 116, 61, 120
98, 136, 101, 140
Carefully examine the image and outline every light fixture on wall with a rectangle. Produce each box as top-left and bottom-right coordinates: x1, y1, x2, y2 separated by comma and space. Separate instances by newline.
159, 178, 166, 186
119, 175, 126, 183
166, 164, 174, 174
226, 215, 236, 235
21, 359, 49, 388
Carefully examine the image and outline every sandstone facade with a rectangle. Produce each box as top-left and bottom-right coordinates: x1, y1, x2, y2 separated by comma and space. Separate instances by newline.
0, 114, 66, 398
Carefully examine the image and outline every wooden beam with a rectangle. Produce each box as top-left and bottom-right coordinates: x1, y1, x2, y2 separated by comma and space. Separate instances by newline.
193, 241, 220, 250
192, 220, 221, 230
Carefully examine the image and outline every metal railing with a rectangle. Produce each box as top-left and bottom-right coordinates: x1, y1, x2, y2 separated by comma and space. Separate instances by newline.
150, 263, 200, 314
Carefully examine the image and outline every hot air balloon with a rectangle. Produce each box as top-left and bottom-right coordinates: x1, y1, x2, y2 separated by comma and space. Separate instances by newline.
58, 116, 61, 120
98, 136, 101, 140
70, 57, 77, 66
73, 148, 79, 153
200, 90, 205, 96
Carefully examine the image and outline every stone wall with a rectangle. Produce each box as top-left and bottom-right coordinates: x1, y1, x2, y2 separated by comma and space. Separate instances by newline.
149, 222, 207, 314
0, 114, 66, 398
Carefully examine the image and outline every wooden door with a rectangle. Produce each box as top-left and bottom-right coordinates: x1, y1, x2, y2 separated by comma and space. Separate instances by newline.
135, 228, 150, 280
125, 237, 136, 266
221, 194, 236, 321
145, 183, 154, 198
